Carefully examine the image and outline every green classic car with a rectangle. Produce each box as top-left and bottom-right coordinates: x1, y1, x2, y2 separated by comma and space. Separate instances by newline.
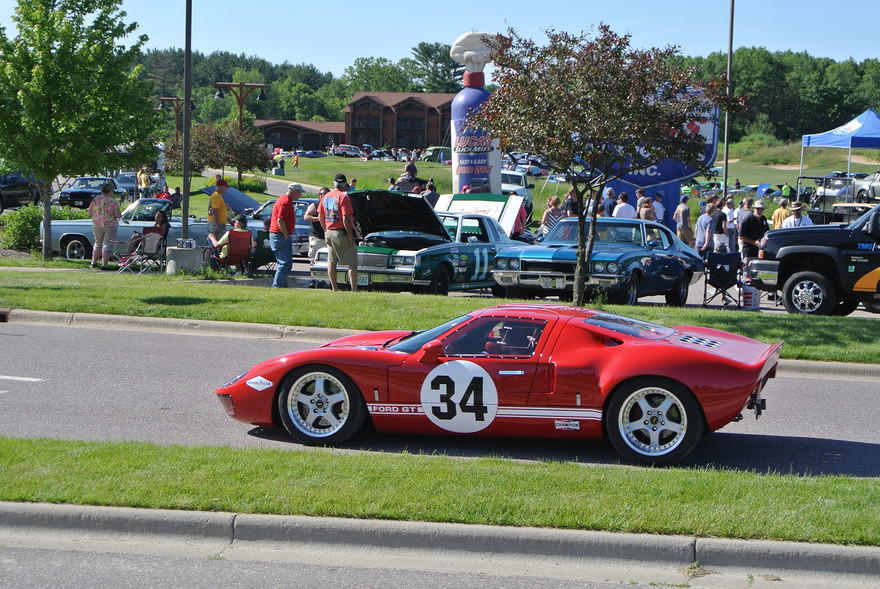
309, 190, 517, 295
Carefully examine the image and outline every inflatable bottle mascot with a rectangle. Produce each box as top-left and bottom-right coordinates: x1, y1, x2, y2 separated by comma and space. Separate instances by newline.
450, 32, 501, 195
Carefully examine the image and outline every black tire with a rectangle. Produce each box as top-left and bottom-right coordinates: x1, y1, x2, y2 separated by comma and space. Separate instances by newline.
63, 236, 92, 260
863, 301, 880, 314
605, 378, 705, 466
832, 297, 860, 316
665, 272, 691, 306
782, 271, 836, 315
276, 365, 366, 446
427, 265, 451, 296
857, 190, 868, 203
611, 273, 640, 305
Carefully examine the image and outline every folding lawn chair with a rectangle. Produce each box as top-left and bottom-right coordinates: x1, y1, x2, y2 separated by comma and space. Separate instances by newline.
118, 226, 166, 274
702, 252, 742, 307
204, 230, 253, 276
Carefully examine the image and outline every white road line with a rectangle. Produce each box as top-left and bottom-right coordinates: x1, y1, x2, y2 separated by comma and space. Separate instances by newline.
0, 375, 43, 382
0, 390, 8, 394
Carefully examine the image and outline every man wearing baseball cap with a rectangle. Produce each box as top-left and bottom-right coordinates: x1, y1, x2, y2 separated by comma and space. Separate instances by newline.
739, 199, 769, 261
268, 183, 303, 287
319, 173, 361, 291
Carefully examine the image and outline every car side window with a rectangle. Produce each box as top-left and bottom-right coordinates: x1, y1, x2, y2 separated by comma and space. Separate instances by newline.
460, 218, 488, 243
645, 226, 672, 249
442, 317, 547, 357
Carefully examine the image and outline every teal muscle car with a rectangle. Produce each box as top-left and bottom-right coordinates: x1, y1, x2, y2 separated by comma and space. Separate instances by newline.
492, 217, 704, 305
309, 190, 517, 295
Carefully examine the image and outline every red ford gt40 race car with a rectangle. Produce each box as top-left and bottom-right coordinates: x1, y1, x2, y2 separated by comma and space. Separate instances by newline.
216, 304, 782, 465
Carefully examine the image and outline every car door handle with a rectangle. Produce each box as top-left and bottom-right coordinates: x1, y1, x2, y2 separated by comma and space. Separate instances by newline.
498, 370, 524, 375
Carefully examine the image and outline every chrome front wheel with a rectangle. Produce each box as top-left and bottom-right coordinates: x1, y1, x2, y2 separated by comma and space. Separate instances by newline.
277, 366, 365, 445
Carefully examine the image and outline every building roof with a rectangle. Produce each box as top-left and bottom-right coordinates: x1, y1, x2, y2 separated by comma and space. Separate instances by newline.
254, 120, 345, 134
347, 91, 456, 111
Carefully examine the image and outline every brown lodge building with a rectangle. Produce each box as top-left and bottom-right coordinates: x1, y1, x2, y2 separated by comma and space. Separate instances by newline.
256, 91, 456, 151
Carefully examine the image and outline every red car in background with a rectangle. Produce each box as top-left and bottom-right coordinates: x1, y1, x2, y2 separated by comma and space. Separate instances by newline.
216, 305, 782, 465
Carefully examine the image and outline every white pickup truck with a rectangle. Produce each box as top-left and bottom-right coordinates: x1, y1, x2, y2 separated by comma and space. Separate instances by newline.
501, 170, 534, 215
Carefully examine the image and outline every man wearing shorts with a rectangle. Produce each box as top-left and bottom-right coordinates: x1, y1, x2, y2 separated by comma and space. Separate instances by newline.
319, 173, 360, 292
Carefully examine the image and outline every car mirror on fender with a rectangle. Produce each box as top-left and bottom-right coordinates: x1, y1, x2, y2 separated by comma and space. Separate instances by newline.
417, 339, 445, 363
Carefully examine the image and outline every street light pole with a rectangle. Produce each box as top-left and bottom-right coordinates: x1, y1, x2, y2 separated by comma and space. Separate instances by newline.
158, 96, 195, 143
213, 82, 268, 131
181, 0, 193, 239
721, 0, 735, 205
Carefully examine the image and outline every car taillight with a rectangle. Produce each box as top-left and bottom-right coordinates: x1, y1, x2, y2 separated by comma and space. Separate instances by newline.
758, 249, 765, 259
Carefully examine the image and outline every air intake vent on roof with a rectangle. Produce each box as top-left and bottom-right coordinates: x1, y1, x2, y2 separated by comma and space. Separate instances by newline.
679, 335, 721, 348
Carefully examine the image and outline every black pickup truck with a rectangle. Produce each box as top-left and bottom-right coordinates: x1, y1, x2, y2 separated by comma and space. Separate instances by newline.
750, 203, 880, 315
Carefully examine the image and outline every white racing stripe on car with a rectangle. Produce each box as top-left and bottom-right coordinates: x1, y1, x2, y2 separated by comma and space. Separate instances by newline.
368, 403, 601, 420
497, 407, 602, 420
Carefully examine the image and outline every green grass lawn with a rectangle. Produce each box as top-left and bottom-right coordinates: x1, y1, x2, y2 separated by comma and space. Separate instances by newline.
2, 437, 877, 546
0, 269, 877, 363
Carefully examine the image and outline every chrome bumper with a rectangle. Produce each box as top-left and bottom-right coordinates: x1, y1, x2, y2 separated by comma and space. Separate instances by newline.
310, 265, 417, 286
492, 270, 624, 291
747, 260, 779, 291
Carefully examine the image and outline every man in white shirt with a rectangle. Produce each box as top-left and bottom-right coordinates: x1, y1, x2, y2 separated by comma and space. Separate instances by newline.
612, 192, 637, 219
781, 202, 814, 228
652, 193, 666, 226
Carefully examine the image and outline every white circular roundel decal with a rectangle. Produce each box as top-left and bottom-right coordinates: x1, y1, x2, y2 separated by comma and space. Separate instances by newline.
420, 361, 498, 433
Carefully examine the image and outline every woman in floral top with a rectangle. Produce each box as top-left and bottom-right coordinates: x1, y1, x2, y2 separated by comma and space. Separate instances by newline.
87, 184, 122, 269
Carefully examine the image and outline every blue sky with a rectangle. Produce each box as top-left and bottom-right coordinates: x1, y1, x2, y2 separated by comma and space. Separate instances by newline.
0, 0, 875, 77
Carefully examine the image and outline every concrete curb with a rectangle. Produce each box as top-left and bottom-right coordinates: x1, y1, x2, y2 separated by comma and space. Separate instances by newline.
7, 308, 880, 379
1, 502, 877, 580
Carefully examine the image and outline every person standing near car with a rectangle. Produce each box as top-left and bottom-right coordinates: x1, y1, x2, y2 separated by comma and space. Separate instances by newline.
673, 195, 694, 247
87, 184, 121, 270
304, 187, 329, 287
694, 202, 716, 257
207, 180, 230, 241
739, 200, 769, 262
268, 183, 303, 288
319, 173, 360, 292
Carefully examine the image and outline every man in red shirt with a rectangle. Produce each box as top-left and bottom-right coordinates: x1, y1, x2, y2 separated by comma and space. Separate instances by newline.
318, 173, 361, 291
268, 183, 302, 287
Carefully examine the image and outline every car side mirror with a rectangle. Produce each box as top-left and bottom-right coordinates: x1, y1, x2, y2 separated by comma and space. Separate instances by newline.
418, 339, 445, 363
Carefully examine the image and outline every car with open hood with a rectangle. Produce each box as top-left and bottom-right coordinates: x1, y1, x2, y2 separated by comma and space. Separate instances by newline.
492, 217, 704, 305
309, 190, 518, 295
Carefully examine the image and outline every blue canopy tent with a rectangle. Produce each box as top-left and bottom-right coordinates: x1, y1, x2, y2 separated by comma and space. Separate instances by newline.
800, 108, 880, 177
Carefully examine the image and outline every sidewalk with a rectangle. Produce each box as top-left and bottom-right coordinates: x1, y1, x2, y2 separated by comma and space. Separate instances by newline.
1, 502, 877, 587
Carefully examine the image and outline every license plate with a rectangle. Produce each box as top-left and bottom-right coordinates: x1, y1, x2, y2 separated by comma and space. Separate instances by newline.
74, 200, 83, 206
542, 277, 564, 289
357, 273, 370, 286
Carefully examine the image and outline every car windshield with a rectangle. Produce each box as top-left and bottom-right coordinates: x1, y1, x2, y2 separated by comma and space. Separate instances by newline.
72, 177, 109, 189
387, 314, 472, 354
116, 173, 136, 184
544, 220, 642, 246
584, 313, 674, 340
847, 203, 880, 231
121, 200, 170, 222
501, 173, 523, 186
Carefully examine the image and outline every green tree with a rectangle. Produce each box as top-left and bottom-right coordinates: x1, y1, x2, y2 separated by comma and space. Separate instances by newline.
0, 0, 159, 258
472, 26, 738, 306
270, 78, 323, 120
314, 79, 350, 121
164, 123, 227, 176
401, 42, 463, 93
341, 57, 413, 92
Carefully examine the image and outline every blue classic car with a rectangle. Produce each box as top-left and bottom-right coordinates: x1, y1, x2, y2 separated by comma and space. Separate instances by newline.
57, 176, 125, 208
310, 190, 516, 295
492, 217, 704, 305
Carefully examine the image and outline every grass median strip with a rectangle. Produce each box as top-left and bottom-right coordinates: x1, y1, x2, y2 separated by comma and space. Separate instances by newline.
2, 436, 878, 546
1, 270, 878, 363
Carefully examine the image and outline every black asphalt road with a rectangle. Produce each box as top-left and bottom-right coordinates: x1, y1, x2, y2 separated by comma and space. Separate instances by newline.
0, 322, 877, 476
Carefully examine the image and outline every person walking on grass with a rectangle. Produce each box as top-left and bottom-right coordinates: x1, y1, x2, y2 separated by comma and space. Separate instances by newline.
88, 184, 121, 270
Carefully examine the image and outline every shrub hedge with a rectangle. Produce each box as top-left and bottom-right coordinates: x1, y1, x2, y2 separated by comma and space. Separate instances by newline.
0, 205, 90, 252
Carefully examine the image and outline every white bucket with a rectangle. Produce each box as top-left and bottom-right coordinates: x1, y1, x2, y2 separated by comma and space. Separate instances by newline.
741, 284, 760, 311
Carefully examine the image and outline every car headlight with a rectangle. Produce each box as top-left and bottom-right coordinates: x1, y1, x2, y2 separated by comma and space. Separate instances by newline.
593, 261, 606, 273
496, 258, 508, 270
391, 255, 415, 267
509, 259, 520, 270
606, 262, 620, 274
